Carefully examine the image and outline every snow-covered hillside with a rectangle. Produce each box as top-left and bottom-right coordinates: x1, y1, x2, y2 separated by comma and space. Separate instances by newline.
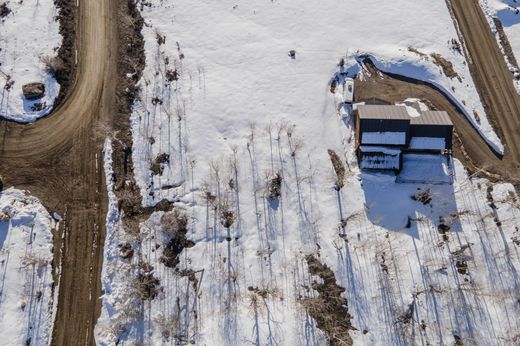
0, 0, 62, 122
480, 0, 520, 93
96, 1, 520, 345
0, 188, 57, 346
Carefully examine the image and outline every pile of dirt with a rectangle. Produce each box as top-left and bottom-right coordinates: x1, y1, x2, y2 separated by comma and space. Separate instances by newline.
430, 53, 461, 81
301, 255, 354, 346
493, 18, 520, 73
22, 82, 45, 100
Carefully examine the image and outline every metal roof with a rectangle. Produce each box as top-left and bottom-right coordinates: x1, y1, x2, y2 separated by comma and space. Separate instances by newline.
358, 105, 453, 126
412, 111, 453, 126
357, 105, 410, 120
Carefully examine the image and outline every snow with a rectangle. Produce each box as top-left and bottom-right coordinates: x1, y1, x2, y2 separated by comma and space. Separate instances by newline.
480, 0, 520, 94
396, 153, 453, 184
96, 0, 520, 345
0, 188, 56, 345
409, 136, 447, 150
362, 131, 407, 146
360, 145, 402, 155
0, 0, 62, 122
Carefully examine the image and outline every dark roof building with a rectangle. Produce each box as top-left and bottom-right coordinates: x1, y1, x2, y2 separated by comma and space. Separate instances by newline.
354, 104, 454, 171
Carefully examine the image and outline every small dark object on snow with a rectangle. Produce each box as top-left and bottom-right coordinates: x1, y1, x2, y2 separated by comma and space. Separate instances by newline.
412, 188, 432, 204
0, 2, 10, 17
268, 173, 282, 200
288, 50, 296, 59
22, 82, 45, 100
31, 102, 46, 112
120, 242, 134, 259
166, 69, 178, 82
150, 153, 170, 175
455, 259, 468, 275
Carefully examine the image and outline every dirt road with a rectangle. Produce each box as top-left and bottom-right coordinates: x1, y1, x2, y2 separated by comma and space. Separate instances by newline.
0, 0, 118, 343
448, 0, 520, 170
358, 2, 520, 186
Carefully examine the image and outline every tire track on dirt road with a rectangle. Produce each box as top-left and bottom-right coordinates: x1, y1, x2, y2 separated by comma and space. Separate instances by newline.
0, 0, 118, 343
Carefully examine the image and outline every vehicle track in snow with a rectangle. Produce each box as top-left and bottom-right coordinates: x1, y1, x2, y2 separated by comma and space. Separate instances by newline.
0, 0, 118, 343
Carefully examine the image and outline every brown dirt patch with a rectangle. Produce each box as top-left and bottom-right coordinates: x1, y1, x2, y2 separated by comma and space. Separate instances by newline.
300, 255, 353, 346
493, 17, 520, 71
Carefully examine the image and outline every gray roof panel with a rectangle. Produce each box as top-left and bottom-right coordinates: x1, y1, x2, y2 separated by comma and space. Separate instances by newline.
357, 105, 410, 120
358, 105, 453, 126
411, 111, 453, 126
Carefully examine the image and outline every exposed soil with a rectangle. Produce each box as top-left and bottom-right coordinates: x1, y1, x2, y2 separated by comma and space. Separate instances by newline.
301, 255, 353, 346
493, 17, 520, 72
52, 0, 77, 107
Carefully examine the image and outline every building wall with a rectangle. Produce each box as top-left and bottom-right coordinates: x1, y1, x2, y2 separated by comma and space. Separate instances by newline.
410, 124, 453, 149
359, 119, 410, 145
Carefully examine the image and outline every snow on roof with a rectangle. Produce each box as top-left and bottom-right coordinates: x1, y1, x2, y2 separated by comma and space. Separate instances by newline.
361, 131, 407, 145
411, 110, 453, 126
357, 105, 410, 120
409, 137, 446, 150
359, 145, 402, 155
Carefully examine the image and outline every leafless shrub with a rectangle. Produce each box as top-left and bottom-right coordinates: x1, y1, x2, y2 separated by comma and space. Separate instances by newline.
247, 285, 280, 300
0, 211, 10, 222
166, 69, 178, 82
161, 209, 188, 237
41, 55, 67, 80
150, 153, 169, 175
411, 188, 432, 205
267, 173, 282, 199
0, 3, 10, 17
19, 253, 48, 271
133, 262, 160, 300
159, 209, 195, 268
155, 30, 166, 45
328, 149, 345, 190
119, 242, 134, 259
220, 204, 235, 229
151, 96, 163, 105
154, 313, 180, 342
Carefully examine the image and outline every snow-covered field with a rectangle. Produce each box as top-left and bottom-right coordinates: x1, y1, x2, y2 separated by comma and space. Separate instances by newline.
96, 1, 520, 345
0, 0, 62, 122
0, 188, 57, 345
480, 0, 520, 93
